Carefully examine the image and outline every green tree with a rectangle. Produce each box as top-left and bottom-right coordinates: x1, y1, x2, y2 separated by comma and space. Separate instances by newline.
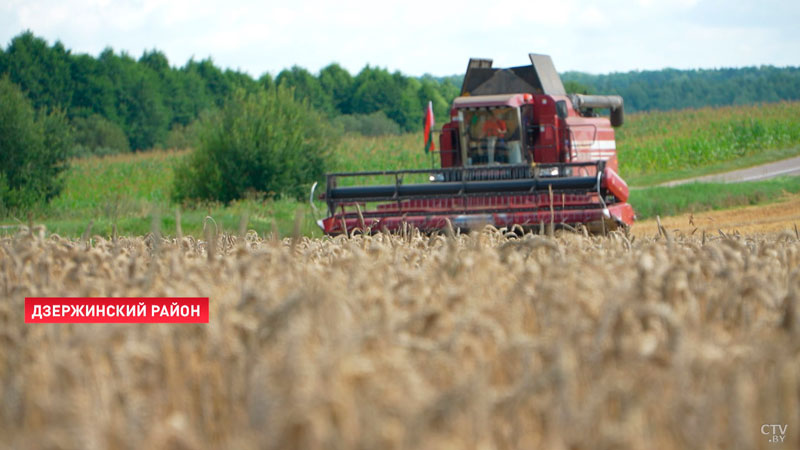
3, 32, 74, 111
94, 49, 170, 149
127, 69, 169, 149
319, 63, 353, 114
0, 77, 71, 211
350, 66, 393, 115
172, 64, 215, 126
185, 58, 232, 108
71, 114, 130, 157
139, 49, 170, 74
172, 86, 338, 203
350, 66, 422, 131
418, 79, 449, 124
70, 53, 118, 122
391, 73, 423, 131
276, 66, 334, 115
258, 73, 274, 90
563, 80, 593, 94
225, 69, 260, 94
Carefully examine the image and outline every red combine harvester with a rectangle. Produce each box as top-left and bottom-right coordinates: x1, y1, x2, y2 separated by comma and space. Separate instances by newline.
317, 54, 635, 235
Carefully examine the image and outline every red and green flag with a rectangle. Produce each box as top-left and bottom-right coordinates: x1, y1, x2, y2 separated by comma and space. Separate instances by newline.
423, 101, 435, 153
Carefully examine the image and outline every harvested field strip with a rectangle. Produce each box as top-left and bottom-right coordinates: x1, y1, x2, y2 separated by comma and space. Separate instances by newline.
2, 228, 800, 449
634, 192, 800, 237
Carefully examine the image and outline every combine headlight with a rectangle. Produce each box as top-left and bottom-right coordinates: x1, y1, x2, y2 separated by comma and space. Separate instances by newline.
538, 167, 559, 177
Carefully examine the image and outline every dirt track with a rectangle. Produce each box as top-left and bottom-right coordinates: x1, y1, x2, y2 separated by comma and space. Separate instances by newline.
633, 193, 800, 236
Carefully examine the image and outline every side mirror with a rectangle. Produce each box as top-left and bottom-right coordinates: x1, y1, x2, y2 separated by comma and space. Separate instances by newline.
556, 100, 568, 119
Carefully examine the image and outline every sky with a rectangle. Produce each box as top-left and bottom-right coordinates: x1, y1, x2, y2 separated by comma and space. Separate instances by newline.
1, 0, 799, 78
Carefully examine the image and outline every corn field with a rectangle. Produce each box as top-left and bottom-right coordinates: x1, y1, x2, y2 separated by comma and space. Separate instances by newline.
617, 101, 800, 176
2, 226, 800, 449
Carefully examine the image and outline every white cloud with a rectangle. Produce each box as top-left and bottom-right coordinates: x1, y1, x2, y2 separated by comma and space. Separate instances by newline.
1, 0, 798, 76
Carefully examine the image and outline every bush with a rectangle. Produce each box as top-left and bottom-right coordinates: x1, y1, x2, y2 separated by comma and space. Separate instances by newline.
165, 123, 197, 150
172, 87, 337, 203
70, 114, 131, 158
333, 111, 401, 136
0, 76, 71, 212
164, 110, 216, 150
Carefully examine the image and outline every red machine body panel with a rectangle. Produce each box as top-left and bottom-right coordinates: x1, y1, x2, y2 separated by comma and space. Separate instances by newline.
320, 54, 635, 235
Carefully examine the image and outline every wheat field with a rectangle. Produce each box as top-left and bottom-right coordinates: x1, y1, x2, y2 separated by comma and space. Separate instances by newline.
2, 225, 800, 449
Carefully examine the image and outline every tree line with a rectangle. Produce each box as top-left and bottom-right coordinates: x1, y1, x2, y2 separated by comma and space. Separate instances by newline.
0, 32, 460, 154
561, 66, 800, 112
2, 31, 800, 156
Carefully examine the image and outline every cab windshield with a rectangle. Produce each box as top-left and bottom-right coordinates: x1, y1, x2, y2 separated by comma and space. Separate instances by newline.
458, 106, 524, 165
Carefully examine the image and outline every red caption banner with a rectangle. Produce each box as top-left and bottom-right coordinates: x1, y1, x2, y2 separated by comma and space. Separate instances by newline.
25, 297, 209, 323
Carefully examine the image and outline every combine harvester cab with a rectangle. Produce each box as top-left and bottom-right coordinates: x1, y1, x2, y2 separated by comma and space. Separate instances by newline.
318, 54, 635, 235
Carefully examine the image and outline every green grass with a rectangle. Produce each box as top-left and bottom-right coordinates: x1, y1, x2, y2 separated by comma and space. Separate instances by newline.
618, 101, 800, 183
46, 150, 180, 218
32, 197, 323, 239
2, 134, 431, 239
331, 133, 434, 172
630, 176, 800, 220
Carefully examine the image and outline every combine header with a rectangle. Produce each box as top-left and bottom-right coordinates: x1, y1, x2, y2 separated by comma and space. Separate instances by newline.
317, 54, 635, 235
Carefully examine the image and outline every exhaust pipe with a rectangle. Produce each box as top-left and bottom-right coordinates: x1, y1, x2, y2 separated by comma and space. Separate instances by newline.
570, 94, 624, 127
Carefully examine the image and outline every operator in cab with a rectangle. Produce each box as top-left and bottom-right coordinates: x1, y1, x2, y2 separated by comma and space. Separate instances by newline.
482, 109, 507, 164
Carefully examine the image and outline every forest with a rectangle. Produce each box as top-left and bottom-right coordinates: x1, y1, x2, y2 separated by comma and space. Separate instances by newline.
2, 31, 800, 156
563, 66, 800, 112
